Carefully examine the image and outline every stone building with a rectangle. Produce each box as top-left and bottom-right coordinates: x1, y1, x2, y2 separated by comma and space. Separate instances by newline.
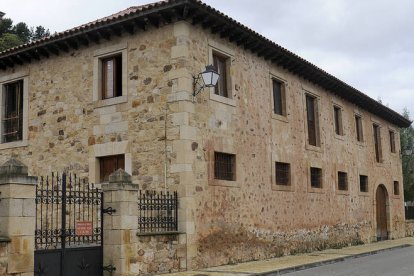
0, 0, 410, 272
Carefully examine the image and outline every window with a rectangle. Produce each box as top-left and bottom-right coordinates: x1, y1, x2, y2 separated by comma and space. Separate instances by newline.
99, 154, 125, 182
306, 95, 319, 146
360, 175, 368, 192
310, 167, 322, 188
275, 162, 290, 186
355, 115, 364, 142
373, 124, 382, 162
214, 152, 235, 181
338, 171, 348, 191
2, 80, 23, 143
394, 181, 400, 195
213, 53, 229, 98
334, 106, 343, 135
389, 130, 396, 153
101, 54, 122, 99
273, 79, 285, 116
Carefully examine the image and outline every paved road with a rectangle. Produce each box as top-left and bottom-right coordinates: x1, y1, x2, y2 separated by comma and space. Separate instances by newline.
284, 246, 414, 276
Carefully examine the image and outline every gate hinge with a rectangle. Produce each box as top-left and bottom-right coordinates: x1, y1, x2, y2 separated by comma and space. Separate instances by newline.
102, 206, 116, 215
103, 265, 116, 273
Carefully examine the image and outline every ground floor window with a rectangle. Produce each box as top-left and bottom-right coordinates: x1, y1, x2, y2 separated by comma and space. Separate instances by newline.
99, 154, 125, 182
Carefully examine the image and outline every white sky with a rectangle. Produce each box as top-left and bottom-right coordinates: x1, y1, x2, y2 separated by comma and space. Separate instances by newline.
1, 0, 413, 118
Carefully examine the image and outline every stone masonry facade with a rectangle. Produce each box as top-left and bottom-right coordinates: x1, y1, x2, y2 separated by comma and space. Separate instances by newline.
0, 1, 409, 272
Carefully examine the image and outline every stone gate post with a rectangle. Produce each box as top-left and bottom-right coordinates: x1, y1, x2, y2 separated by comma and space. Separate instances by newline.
102, 169, 138, 275
0, 158, 37, 275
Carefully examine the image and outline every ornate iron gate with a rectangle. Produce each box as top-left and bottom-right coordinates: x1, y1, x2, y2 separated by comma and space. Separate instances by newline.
34, 173, 103, 276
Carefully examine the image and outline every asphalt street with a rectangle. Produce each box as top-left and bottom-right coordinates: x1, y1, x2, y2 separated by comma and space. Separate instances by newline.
284, 246, 414, 276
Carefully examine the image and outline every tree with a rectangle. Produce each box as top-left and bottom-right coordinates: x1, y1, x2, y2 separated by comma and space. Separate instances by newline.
0, 16, 49, 51
400, 108, 414, 202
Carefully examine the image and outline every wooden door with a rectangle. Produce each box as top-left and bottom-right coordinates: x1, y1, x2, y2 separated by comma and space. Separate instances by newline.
376, 185, 388, 241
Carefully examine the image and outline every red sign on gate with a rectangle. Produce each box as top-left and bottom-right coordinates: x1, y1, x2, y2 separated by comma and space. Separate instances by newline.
75, 221, 93, 236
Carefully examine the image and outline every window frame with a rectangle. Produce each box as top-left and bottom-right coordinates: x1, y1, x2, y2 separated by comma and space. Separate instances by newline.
359, 175, 369, 193
99, 154, 125, 183
0, 72, 29, 149
393, 181, 400, 196
389, 129, 396, 154
208, 43, 235, 107
373, 123, 383, 163
305, 93, 321, 147
337, 171, 348, 191
214, 151, 236, 181
93, 43, 128, 108
355, 114, 364, 143
333, 105, 344, 136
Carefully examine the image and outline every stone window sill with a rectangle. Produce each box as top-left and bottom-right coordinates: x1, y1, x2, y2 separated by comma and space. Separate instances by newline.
209, 179, 238, 188
136, 231, 183, 237
359, 191, 370, 197
0, 140, 28, 150
308, 187, 324, 194
336, 190, 350, 196
93, 95, 127, 109
305, 143, 323, 153
272, 184, 294, 192
209, 92, 236, 107
271, 113, 289, 123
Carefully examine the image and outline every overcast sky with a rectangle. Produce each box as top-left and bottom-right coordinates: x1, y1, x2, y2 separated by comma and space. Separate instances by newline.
2, 0, 413, 118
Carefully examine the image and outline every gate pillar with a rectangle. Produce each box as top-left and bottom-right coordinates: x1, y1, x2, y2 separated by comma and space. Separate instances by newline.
102, 169, 138, 275
0, 158, 37, 275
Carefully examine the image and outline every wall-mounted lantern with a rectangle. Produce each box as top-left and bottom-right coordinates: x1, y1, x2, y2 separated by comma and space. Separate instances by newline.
193, 65, 220, 97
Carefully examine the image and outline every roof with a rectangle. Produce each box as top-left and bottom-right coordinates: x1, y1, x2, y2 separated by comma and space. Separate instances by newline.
0, 0, 410, 128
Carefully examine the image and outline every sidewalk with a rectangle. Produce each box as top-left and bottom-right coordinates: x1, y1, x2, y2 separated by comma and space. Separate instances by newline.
166, 237, 414, 276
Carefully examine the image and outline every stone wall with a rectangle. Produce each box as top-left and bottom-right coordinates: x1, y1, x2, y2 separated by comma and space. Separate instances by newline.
406, 220, 414, 237
134, 234, 186, 274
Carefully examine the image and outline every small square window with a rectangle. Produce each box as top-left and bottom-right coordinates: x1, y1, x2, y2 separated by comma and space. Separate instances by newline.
273, 79, 286, 116
360, 175, 368, 192
2, 80, 24, 143
394, 181, 400, 195
214, 152, 236, 181
275, 162, 290, 186
338, 171, 348, 191
310, 167, 322, 188
213, 53, 230, 98
389, 130, 396, 153
99, 154, 125, 182
101, 54, 122, 99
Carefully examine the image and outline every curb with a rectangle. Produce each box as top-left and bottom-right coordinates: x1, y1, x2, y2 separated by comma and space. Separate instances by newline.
256, 244, 412, 275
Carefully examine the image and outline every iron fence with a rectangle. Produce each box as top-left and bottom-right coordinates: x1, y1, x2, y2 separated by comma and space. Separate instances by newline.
138, 190, 178, 233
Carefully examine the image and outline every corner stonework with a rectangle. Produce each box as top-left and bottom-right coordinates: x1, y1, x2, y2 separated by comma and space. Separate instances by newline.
0, 158, 37, 275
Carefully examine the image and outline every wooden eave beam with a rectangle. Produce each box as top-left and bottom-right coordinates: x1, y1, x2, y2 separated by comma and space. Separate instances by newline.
97, 29, 111, 41
11, 55, 23, 65
37, 48, 50, 58
191, 13, 208, 25
135, 18, 149, 31
86, 32, 100, 44
121, 23, 135, 35
27, 50, 40, 60
57, 41, 69, 52
67, 39, 79, 50
110, 26, 123, 37
46, 45, 59, 56
77, 35, 89, 47
18, 53, 31, 63
181, 4, 189, 19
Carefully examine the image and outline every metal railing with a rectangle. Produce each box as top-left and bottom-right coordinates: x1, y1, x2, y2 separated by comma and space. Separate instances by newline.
138, 190, 178, 233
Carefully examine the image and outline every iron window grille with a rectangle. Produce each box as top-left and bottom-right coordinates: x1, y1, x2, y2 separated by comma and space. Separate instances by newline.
214, 152, 236, 181
138, 190, 178, 233
310, 167, 322, 188
360, 175, 368, 192
338, 171, 348, 191
276, 162, 290, 186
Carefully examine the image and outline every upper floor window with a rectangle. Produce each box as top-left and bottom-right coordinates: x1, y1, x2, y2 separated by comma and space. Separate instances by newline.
355, 115, 364, 142
101, 54, 122, 99
2, 80, 23, 143
213, 53, 230, 98
333, 106, 343, 136
273, 79, 286, 116
306, 94, 320, 146
394, 181, 400, 195
360, 175, 368, 192
373, 124, 382, 163
389, 130, 396, 153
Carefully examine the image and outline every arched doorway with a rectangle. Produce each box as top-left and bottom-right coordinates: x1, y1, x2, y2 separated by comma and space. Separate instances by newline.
376, 185, 388, 241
